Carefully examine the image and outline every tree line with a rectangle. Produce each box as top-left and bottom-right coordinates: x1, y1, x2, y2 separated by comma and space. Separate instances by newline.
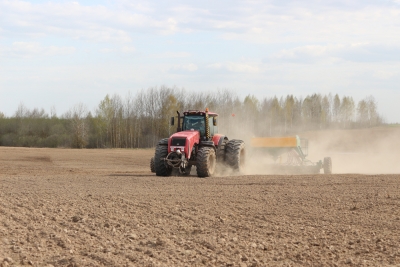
0, 87, 383, 148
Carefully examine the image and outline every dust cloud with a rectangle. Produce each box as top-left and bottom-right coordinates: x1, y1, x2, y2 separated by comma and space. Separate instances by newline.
302, 127, 400, 174
226, 125, 400, 175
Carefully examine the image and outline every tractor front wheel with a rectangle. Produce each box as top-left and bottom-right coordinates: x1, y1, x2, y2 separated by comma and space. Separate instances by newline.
225, 139, 246, 172
196, 147, 216, 178
155, 144, 172, 176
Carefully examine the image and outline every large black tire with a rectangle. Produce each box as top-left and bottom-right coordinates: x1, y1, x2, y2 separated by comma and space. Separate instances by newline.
150, 157, 155, 173
323, 157, 332, 174
155, 144, 172, 176
196, 147, 216, 178
216, 138, 228, 163
225, 139, 246, 172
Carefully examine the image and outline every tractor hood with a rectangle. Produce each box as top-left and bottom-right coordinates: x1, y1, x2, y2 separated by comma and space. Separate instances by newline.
170, 129, 200, 140
168, 130, 200, 159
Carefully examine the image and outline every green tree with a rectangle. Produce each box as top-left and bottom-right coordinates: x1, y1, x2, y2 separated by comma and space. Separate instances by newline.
321, 95, 331, 128
95, 95, 115, 147
283, 95, 295, 133
357, 99, 369, 126
340, 96, 355, 128
65, 103, 89, 148
243, 95, 260, 133
332, 94, 341, 124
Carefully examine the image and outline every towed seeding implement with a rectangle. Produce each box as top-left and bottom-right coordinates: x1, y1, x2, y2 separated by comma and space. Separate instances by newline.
251, 136, 332, 174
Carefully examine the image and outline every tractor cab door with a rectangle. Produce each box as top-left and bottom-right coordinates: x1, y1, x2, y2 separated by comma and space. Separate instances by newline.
209, 117, 217, 136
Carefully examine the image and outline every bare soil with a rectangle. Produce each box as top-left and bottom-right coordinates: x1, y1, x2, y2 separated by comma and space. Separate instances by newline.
1, 139, 400, 266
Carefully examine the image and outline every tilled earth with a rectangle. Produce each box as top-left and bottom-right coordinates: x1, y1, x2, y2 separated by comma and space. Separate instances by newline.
1, 147, 400, 266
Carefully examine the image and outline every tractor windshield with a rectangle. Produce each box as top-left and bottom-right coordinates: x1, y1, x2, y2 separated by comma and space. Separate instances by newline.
183, 115, 205, 136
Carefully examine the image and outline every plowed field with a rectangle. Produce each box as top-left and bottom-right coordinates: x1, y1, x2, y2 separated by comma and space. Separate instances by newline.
1, 143, 400, 266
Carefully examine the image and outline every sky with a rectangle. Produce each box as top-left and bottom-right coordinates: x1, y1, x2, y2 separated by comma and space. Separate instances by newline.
1, 0, 400, 122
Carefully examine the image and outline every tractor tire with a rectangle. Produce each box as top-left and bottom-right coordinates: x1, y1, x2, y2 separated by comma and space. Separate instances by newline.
155, 143, 172, 176
150, 157, 155, 173
323, 157, 332, 174
216, 138, 228, 163
196, 147, 216, 178
225, 139, 246, 172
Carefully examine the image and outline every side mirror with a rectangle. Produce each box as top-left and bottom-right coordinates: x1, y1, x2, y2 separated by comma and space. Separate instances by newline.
170, 117, 175, 126
213, 117, 217, 126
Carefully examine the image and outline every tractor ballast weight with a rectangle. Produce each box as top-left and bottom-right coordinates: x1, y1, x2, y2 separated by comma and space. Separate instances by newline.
153, 109, 245, 177
251, 136, 332, 174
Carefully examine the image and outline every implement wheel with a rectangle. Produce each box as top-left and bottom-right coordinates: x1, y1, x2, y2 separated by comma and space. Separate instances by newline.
196, 147, 216, 178
225, 139, 246, 172
323, 157, 332, 174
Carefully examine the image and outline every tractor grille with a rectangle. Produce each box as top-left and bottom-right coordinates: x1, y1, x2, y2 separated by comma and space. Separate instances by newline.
171, 138, 186, 146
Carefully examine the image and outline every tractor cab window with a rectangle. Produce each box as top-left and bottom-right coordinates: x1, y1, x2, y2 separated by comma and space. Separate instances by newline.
209, 117, 216, 136
183, 116, 205, 136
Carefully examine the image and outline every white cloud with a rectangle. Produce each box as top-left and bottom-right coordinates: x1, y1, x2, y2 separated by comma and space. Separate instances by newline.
268, 43, 400, 64
207, 63, 223, 69
170, 63, 198, 72
114, 0, 154, 13
121, 46, 136, 53
0, 42, 75, 57
184, 63, 198, 71
99, 48, 114, 53
46, 45, 76, 56
2, 1, 400, 46
270, 45, 335, 63
11, 41, 41, 54
150, 52, 191, 58
0, 1, 175, 43
372, 70, 399, 80
218, 5, 400, 45
226, 62, 259, 73
207, 62, 260, 73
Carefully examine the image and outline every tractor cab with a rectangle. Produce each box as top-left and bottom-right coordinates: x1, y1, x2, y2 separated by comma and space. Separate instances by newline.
183, 116, 206, 135
172, 109, 218, 138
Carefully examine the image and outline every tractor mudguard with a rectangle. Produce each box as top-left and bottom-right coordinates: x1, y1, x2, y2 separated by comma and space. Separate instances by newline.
200, 141, 216, 150
217, 136, 228, 147
158, 138, 169, 145
212, 134, 225, 147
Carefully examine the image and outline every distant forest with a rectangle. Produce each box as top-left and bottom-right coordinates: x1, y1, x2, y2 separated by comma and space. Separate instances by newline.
0, 87, 383, 148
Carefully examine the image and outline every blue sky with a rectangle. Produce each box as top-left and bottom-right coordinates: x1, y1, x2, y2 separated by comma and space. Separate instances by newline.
1, 0, 400, 122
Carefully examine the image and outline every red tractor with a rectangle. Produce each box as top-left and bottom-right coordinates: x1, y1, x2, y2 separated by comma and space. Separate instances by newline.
150, 109, 245, 177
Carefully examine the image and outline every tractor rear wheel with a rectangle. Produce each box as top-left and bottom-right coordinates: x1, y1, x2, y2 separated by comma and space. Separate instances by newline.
225, 139, 246, 172
155, 144, 172, 176
150, 157, 155, 173
323, 157, 332, 174
196, 147, 216, 178
216, 138, 228, 163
